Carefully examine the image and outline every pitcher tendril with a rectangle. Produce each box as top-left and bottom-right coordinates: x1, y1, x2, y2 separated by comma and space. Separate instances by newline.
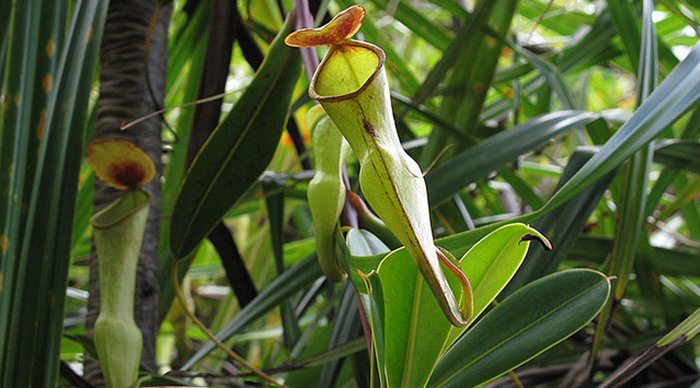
286, 5, 473, 327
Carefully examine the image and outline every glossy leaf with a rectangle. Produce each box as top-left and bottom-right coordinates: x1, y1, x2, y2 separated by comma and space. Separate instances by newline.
429, 269, 610, 387
375, 223, 548, 388
170, 16, 300, 258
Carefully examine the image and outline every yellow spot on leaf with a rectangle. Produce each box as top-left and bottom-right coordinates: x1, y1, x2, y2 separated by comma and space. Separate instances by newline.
46, 39, 56, 57
86, 27, 94, 43
43, 74, 53, 93
87, 138, 156, 190
37, 109, 47, 141
486, 36, 496, 48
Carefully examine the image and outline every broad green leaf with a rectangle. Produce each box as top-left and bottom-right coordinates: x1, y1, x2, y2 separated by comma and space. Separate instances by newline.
370, 223, 547, 388
170, 16, 300, 258
445, 224, 550, 343
429, 269, 610, 387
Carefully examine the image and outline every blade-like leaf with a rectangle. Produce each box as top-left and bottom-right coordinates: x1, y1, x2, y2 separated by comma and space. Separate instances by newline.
429, 269, 610, 387
600, 307, 700, 388
169, 17, 300, 258
653, 139, 700, 173
426, 110, 598, 205
504, 147, 615, 295
181, 255, 321, 369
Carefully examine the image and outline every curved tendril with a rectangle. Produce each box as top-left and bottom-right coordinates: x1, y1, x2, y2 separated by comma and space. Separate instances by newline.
436, 247, 474, 325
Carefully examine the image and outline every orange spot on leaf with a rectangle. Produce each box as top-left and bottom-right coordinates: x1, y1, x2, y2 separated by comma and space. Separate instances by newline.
46, 39, 56, 57
43, 74, 53, 94
285, 5, 365, 47
37, 109, 47, 141
0, 235, 8, 252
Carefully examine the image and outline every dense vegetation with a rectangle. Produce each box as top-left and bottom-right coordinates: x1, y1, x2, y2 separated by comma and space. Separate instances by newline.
1, 0, 699, 386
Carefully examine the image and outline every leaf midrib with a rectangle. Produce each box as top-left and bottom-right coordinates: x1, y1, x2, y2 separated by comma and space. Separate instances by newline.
175, 50, 294, 256
435, 277, 605, 386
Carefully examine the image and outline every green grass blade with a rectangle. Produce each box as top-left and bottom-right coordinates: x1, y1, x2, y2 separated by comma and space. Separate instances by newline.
653, 140, 700, 173
540, 41, 700, 213
368, 0, 451, 51
0, 3, 42, 372
426, 111, 598, 205
420, 0, 518, 167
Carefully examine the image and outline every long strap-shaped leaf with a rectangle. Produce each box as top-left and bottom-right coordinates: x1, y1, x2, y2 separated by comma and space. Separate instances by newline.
429, 269, 610, 387
169, 16, 300, 258
433, 41, 700, 253
426, 110, 599, 205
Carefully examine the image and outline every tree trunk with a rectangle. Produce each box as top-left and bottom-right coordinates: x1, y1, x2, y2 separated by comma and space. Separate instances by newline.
85, 0, 170, 383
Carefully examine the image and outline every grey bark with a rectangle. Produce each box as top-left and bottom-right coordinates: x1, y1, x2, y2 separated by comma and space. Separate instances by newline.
85, 0, 170, 383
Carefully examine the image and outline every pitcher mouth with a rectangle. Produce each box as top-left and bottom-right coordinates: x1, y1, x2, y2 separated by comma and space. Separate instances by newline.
309, 40, 386, 102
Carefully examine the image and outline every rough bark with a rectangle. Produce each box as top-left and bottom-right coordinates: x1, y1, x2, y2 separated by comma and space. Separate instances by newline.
85, 0, 170, 383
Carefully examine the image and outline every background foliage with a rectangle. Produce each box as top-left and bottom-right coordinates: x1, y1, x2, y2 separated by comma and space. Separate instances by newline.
1, 0, 699, 386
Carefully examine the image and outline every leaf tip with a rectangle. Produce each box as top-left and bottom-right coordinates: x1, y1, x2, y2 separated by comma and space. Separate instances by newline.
521, 233, 552, 251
